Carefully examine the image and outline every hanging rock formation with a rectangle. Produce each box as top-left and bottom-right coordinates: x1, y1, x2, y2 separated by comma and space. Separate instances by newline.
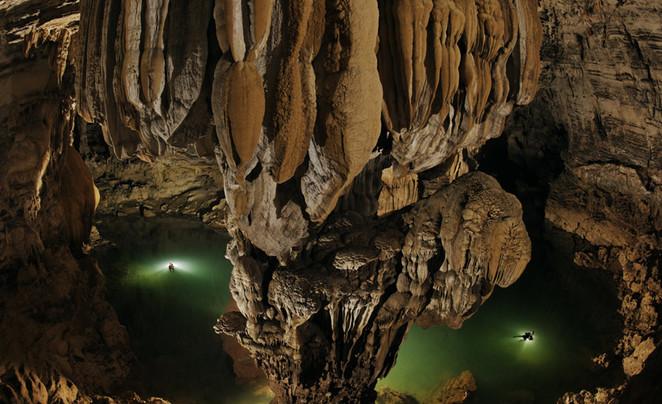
76, 0, 541, 261
77, 0, 214, 158
378, 0, 541, 173
215, 172, 530, 402
73, 0, 540, 401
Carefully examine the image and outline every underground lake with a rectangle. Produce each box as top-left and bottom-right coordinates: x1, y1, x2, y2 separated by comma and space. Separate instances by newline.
95, 216, 272, 404
95, 216, 622, 403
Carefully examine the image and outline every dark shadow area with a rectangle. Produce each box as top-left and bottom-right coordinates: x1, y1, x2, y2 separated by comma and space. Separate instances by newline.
475, 95, 567, 238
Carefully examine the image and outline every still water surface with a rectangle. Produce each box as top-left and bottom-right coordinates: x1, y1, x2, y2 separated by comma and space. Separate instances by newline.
97, 216, 620, 403
96, 216, 271, 404
379, 237, 621, 403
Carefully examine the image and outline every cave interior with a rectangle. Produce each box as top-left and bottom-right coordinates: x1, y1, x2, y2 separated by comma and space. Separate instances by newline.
0, 1, 660, 404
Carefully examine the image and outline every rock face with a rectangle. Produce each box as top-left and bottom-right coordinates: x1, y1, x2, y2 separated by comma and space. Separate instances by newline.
77, 0, 215, 158
17, 0, 662, 402
377, 388, 418, 404
0, 1, 131, 401
375, 371, 476, 404
79, 121, 226, 228
215, 172, 530, 403
424, 370, 477, 404
405, 173, 530, 328
541, 0, 662, 384
0, 365, 171, 404
481, 0, 661, 400
5, 0, 661, 402
76, 0, 541, 260
73, 2, 539, 399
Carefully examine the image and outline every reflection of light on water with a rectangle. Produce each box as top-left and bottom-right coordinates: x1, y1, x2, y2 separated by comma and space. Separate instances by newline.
157, 259, 194, 274
121, 257, 201, 286
97, 217, 259, 402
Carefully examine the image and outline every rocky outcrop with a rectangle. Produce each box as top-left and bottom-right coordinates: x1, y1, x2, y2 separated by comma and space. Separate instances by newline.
541, 0, 662, 389
0, 365, 171, 404
376, 371, 476, 404
376, 388, 418, 404
215, 172, 529, 403
405, 173, 530, 328
80, 122, 226, 228
558, 386, 623, 404
478, 0, 662, 401
0, 366, 170, 404
424, 370, 476, 404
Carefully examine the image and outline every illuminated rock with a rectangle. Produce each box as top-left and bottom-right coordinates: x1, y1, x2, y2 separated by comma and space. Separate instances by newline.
216, 172, 530, 402
73, 0, 539, 401
0, 3, 131, 399
4, 0, 542, 402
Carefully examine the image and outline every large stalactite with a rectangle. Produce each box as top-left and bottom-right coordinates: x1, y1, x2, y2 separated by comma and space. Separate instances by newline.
73, 0, 540, 402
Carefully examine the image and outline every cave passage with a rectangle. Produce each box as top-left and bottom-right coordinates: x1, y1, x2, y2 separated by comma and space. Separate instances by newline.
95, 216, 272, 404
378, 240, 623, 403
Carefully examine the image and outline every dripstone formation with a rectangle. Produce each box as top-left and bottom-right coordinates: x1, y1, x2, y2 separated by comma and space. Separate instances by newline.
5, 0, 660, 403
0, 1, 132, 400
73, 0, 539, 401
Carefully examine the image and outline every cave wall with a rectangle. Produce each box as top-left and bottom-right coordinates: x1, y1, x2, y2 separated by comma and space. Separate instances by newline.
541, 0, 661, 384
80, 121, 226, 228
489, 0, 662, 400
0, 1, 132, 400
538, 0, 661, 252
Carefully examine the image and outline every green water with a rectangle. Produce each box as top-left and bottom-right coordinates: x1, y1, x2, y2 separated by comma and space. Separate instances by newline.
378, 241, 622, 403
95, 216, 271, 404
96, 216, 621, 403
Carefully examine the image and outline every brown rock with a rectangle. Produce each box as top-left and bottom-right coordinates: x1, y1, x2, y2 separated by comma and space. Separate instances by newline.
424, 370, 477, 404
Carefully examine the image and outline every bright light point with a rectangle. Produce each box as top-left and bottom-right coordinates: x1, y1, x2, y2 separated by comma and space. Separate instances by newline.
513, 330, 535, 343
157, 259, 193, 273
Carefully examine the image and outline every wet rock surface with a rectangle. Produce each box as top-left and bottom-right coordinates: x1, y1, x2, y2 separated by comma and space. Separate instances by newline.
71, 1, 540, 400
376, 371, 476, 404
79, 122, 227, 229
214, 171, 530, 403
424, 370, 477, 404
